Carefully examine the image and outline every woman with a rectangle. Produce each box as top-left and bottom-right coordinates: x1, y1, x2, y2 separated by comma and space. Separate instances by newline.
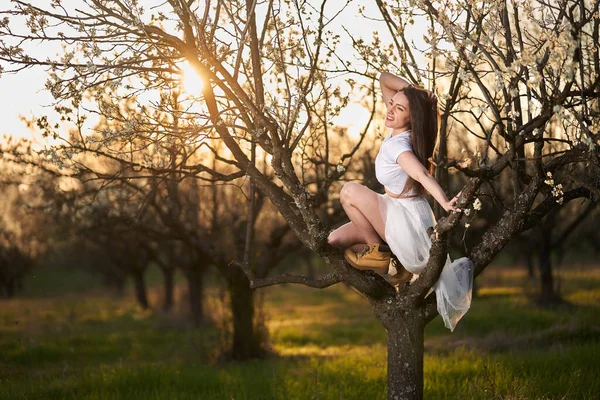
328, 72, 474, 331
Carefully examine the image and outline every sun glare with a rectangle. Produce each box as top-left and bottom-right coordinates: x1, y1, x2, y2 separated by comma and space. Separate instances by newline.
178, 61, 204, 95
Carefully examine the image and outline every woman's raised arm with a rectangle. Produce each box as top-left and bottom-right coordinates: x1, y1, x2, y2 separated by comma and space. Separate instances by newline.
395, 151, 460, 213
379, 72, 412, 107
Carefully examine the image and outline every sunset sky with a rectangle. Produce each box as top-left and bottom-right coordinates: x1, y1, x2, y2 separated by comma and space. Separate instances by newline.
0, 1, 428, 145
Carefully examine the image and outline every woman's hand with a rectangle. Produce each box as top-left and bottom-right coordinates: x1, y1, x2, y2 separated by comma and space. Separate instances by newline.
380, 72, 412, 106
443, 191, 462, 213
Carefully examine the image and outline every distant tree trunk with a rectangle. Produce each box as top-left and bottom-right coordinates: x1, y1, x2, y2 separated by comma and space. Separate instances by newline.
162, 266, 175, 312
555, 246, 565, 266
228, 268, 263, 359
526, 249, 535, 278
131, 269, 149, 309
5, 281, 15, 298
537, 212, 562, 305
113, 276, 126, 298
538, 238, 555, 304
187, 267, 204, 326
590, 235, 600, 258
304, 252, 315, 278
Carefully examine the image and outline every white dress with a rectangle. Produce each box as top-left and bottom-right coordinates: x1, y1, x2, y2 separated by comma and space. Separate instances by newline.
375, 130, 474, 331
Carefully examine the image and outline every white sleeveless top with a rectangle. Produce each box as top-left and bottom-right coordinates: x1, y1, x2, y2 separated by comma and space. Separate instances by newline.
375, 130, 417, 196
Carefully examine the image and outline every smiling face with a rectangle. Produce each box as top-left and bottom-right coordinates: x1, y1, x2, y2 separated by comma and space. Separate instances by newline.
385, 91, 411, 134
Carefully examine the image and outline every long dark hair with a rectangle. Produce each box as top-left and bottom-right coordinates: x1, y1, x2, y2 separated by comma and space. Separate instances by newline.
399, 86, 439, 196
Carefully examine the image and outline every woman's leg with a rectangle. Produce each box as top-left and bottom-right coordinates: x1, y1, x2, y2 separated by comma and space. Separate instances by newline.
338, 182, 386, 245
328, 183, 397, 274
328, 221, 367, 250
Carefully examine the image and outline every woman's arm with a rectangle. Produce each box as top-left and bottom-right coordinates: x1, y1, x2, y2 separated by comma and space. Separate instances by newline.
379, 72, 412, 107
396, 151, 460, 212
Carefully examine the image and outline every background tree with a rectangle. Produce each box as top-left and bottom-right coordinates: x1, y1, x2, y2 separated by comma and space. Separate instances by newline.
0, 151, 56, 298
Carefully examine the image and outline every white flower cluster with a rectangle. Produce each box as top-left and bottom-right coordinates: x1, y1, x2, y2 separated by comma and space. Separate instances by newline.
38, 147, 67, 169
552, 185, 564, 204
581, 133, 596, 152
86, 61, 97, 74
253, 128, 264, 138
544, 172, 564, 204
544, 171, 554, 186
463, 198, 482, 228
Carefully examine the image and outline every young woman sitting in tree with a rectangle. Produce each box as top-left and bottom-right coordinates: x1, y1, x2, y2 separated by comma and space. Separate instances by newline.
328, 71, 473, 331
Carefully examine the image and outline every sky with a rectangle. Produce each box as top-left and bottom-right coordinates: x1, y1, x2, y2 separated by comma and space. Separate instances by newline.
0, 1, 427, 145
0, 66, 55, 142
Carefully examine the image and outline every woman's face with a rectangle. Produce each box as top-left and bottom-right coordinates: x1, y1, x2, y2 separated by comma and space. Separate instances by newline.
385, 91, 411, 133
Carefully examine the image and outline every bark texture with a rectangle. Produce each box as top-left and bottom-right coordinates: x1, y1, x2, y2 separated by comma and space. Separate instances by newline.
386, 316, 425, 400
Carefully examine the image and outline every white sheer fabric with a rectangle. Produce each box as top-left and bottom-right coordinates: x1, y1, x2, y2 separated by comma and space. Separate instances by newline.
377, 193, 474, 331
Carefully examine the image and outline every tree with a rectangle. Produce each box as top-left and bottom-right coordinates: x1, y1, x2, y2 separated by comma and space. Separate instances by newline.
2, 1, 599, 399
0, 232, 35, 298
0, 153, 55, 298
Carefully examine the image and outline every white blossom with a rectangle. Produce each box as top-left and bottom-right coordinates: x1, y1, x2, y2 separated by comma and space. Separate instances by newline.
86, 61, 97, 74
253, 128, 264, 137
582, 134, 596, 152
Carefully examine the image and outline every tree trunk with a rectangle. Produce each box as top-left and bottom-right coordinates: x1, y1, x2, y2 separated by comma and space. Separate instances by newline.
131, 269, 149, 309
535, 210, 563, 305
187, 268, 204, 326
114, 277, 126, 298
229, 269, 263, 359
304, 252, 315, 278
526, 249, 535, 278
5, 280, 16, 298
386, 316, 425, 400
555, 246, 565, 266
538, 242, 561, 305
538, 226, 561, 305
162, 267, 175, 312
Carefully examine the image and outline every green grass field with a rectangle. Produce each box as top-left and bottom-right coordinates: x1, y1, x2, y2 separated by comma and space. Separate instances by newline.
1, 263, 599, 399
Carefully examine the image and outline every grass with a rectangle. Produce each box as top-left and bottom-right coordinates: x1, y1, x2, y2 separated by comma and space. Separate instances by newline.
1, 263, 599, 399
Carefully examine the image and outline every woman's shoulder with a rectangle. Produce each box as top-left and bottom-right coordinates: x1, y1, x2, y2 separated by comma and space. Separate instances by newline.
381, 131, 413, 160
386, 131, 412, 147
388, 130, 411, 140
